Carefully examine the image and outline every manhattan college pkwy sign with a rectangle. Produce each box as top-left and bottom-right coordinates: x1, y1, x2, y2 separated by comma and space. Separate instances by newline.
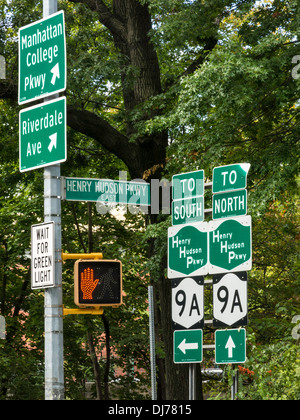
18, 11, 66, 105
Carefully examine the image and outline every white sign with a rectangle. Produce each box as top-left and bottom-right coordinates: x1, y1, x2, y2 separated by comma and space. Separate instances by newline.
31, 222, 55, 289
213, 272, 248, 327
172, 277, 204, 330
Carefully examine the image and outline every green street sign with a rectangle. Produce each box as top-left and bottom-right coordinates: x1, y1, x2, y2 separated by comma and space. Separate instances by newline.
168, 223, 209, 278
213, 163, 250, 194
215, 328, 246, 364
19, 96, 67, 172
174, 329, 203, 364
64, 177, 150, 206
213, 190, 247, 220
172, 170, 204, 201
209, 216, 252, 274
172, 196, 204, 226
18, 11, 66, 104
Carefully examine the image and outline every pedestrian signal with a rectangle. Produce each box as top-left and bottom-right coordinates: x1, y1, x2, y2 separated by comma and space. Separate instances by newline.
74, 260, 122, 307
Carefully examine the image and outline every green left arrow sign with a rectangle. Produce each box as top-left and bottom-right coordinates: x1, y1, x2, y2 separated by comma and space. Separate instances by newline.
19, 96, 67, 172
174, 329, 203, 364
18, 10, 66, 104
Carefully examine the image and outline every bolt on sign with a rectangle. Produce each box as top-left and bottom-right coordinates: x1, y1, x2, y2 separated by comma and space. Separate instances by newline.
31, 222, 55, 289
168, 223, 209, 278
18, 10, 66, 105
19, 96, 67, 172
74, 260, 122, 307
171, 277, 204, 330
209, 216, 252, 274
212, 163, 250, 220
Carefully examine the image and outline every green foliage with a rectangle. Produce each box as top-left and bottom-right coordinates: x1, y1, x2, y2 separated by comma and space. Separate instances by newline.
0, 0, 299, 400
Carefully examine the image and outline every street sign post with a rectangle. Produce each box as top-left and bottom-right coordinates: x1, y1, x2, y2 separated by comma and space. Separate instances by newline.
31, 221, 55, 289
168, 222, 209, 278
209, 216, 252, 274
63, 177, 150, 206
19, 96, 67, 172
0, 316, 5, 340
212, 163, 250, 194
172, 277, 204, 330
213, 272, 248, 327
215, 328, 246, 364
174, 329, 203, 364
18, 10, 66, 105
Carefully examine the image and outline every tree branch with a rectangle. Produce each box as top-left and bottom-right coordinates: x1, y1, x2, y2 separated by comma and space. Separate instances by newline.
67, 0, 127, 40
67, 106, 140, 176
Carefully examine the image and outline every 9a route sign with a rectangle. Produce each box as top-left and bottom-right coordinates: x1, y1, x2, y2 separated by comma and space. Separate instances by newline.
18, 11, 66, 104
171, 277, 204, 330
19, 96, 67, 172
213, 272, 248, 327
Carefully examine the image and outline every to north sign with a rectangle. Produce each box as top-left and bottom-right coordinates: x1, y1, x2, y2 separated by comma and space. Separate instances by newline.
213, 163, 250, 194
213, 190, 247, 220
19, 96, 67, 172
18, 11, 66, 104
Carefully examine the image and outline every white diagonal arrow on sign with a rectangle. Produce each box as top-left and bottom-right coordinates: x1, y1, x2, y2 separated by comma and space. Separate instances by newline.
225, 335, 236, 358
178, 338, 199, 355
50, 63, 60, 85
48, 133, 57, 153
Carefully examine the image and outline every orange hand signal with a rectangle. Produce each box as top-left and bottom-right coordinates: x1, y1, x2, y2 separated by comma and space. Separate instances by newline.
81, 267, 99, 300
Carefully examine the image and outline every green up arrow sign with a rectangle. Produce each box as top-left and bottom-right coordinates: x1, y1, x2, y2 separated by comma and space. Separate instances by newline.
215, 328, 246, 364
19, 96, 67, 172
18, 11, 66, 104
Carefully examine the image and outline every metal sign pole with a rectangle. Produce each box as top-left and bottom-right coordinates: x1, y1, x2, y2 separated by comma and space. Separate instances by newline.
189, 364, 196, 400
43, 0, 64, 401
148, 286, 157, 400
